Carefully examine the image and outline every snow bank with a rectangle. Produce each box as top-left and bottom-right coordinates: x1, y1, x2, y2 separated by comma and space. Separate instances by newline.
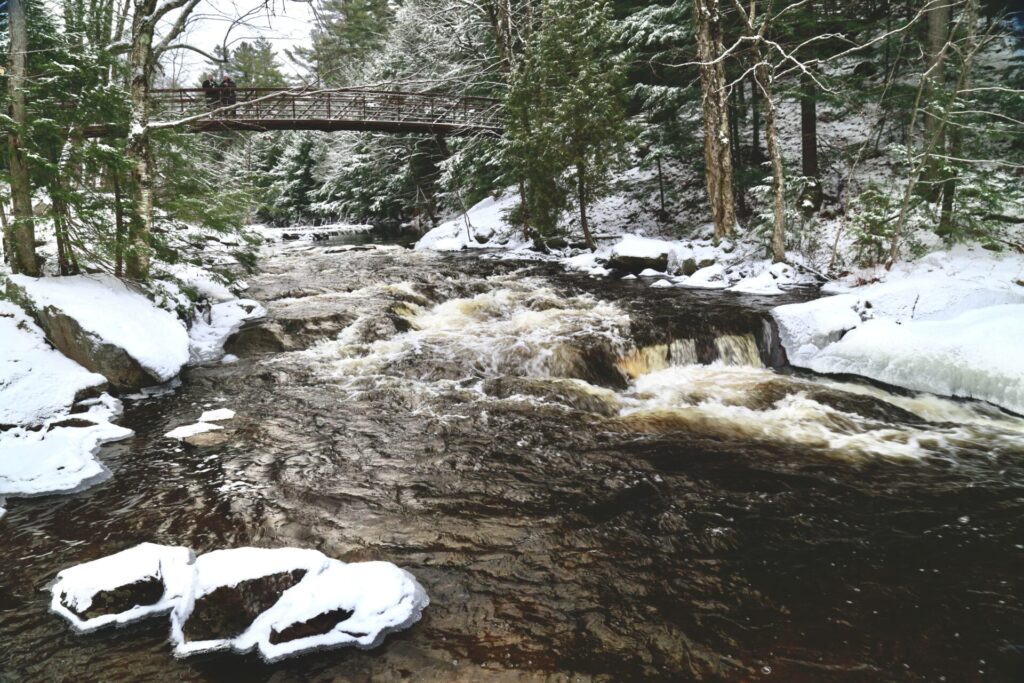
50, 543, 196, 632
8, 274, 190, 383
0, 389, 131, 496
188, 299, 266, 364
0, 301, 106, 426
806, 305, 1024, 415
50, 544, 429, 663
774, 248, 1024, 414
415, 193, 527, 251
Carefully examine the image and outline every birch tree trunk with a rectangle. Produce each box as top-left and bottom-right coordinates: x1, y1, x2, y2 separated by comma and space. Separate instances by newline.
693, 0, 736, 240
757, 63, 787, 263
577, 165, 594, 251
6, 0, 40, 276
124, 2, 156, 280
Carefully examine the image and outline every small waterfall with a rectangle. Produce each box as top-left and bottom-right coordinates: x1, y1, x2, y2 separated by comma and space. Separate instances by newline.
619, 329, 765, 378
714, 334, 764, 367
617, 340, 699, 379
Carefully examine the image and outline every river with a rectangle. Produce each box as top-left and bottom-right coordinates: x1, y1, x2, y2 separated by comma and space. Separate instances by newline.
1, 240, 1022, 682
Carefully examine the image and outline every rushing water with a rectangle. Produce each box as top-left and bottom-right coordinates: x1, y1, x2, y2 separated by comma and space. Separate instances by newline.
2, 243, 1023, 682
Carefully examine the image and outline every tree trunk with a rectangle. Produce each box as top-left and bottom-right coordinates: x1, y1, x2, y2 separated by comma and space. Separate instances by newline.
114, 170, 126, 277
800, 70, 819, 179
922, 0, 951, 196
750, 73, 762, 164
693, 0, 736, 240
6, 0, 40, 276
125, 4, 156, 280
757, 64, 787, 263
577, 166, 595, 251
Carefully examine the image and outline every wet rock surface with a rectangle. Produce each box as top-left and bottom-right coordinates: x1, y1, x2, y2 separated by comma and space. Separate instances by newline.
65, 577, 165, 620
182, 570, 307, 642
268, 607, 358, 645
4, 244, 1024, 681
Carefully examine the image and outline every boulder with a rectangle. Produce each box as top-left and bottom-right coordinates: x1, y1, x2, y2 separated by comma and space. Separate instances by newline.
6, 275, 189, 391
607, 252, 669, 275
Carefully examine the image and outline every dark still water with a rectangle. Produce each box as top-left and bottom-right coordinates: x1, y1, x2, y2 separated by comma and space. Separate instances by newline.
1, 245, 1023, 682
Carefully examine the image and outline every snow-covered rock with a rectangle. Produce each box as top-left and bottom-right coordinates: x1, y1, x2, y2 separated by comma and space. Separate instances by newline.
773, 248, 1024, 414
199, 408, 235, 422
805, 305, 1024, 415
416, 193, 525, 251
684, 264, 729, 289
171, 547, 331, 657
774, 294, 863, 366
50, 544, 429, 663
6, 274, 190, 389
0, 301, 106, 426
607, 235, 671, 273
254, 560, 430, 662
165, 422, 223, 440
730, 262, 800, 295
50, 543, 196, 632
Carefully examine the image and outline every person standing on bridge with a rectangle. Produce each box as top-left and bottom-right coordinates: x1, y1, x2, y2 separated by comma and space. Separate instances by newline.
220, 75, 237, 117
201, 74, 219, 109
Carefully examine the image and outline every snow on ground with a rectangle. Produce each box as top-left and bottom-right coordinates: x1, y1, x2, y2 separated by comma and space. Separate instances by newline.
774, 247, 1024, 414
0, 301, 106, 426
0, 394, 131, 496
50, 544, 429, 662
188, 299, 266, 364
8, 274, 190, 383
162, 264, 235, 302
415, 192, 529, 252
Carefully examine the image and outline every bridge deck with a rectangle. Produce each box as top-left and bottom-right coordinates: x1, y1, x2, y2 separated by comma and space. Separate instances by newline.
84, 88, 504, 138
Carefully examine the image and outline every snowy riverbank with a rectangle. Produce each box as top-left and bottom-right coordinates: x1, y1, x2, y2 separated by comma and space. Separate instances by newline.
0, 266, 264, 504
774, 248, 1024, 415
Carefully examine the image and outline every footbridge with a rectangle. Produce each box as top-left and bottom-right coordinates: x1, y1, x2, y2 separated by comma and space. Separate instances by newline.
84, 88, 504, 138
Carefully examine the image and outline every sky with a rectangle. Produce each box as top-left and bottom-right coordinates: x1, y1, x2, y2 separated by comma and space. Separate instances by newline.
164, 0, 318, 84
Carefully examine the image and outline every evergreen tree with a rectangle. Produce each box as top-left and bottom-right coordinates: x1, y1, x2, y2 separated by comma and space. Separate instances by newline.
223, 38, 288, 87
294, 0, 395, 85
506, 0, 632, 248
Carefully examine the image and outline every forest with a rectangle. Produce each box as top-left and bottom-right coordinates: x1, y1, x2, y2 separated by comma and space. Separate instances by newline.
0, 0, 1021, 283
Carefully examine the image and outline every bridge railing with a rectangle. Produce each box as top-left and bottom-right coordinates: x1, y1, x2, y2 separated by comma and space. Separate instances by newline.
150, 88, 504, 132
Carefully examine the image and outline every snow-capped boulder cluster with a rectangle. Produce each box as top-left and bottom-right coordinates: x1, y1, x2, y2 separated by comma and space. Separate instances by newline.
50, 544, 429, 663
